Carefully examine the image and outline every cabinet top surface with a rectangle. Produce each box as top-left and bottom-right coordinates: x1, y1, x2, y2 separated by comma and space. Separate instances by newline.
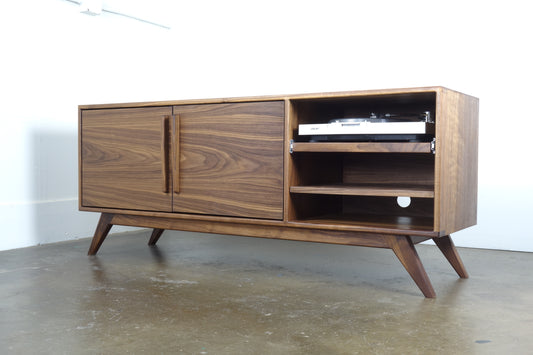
79, 86, 478, 110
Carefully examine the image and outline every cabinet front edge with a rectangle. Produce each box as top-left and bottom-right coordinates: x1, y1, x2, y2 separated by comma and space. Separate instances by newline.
78, 86, 475, 110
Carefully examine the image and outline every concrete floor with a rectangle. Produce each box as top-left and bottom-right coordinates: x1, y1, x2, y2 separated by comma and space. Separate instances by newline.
1, 230, 532, 354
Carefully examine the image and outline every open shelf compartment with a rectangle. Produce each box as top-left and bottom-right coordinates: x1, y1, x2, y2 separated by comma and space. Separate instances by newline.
289, 91, 437, 144
286, 91, 439, 233
288, 152, 436, 232
289, 194, 435, 233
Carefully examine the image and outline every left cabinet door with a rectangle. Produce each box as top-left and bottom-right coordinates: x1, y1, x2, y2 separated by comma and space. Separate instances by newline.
80, 107, 173, 212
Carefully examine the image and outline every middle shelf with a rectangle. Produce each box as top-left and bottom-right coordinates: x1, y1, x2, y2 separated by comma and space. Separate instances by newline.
290, 141, 433, 154
289, 183, 434, 198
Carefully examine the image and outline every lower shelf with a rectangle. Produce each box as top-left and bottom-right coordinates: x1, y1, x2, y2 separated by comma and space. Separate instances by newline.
290, 213, 435, 236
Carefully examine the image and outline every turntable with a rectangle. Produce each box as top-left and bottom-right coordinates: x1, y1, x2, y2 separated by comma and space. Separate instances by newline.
298, 112, 434, 142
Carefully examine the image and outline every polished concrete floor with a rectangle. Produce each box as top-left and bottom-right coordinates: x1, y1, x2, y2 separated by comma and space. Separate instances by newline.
1, 230, 532, 354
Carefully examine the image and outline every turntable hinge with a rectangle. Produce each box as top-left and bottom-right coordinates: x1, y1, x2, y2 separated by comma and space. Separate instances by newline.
289, 139, 294, 154
423, 111, 433, 123
430, 138, 436, 154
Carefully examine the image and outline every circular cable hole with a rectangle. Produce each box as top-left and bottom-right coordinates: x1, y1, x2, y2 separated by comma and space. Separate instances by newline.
397, 196, 411, 208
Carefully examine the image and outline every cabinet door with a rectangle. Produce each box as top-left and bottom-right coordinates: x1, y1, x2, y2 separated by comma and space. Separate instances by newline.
173, 102, 284, 219
81, 107, 173, 212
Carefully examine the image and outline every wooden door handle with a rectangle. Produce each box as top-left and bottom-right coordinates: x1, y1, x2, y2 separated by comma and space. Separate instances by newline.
161, 116, 169, 193
173, 114, 180, 193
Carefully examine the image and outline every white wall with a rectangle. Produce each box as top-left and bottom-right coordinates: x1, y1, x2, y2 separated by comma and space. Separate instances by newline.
1, 0, 532, 251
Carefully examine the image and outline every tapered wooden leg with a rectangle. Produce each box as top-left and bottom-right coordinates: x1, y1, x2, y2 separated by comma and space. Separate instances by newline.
433, 235, 469, 278
388, 235, 436, 298
148, 228, 165, 246
88, 213, 114, 256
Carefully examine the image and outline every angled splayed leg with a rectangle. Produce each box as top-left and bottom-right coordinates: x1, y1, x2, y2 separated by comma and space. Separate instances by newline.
388, 235, 436, 298
88, 213, 114, 256
433, 235, 469, 278
148, 228, 165, 246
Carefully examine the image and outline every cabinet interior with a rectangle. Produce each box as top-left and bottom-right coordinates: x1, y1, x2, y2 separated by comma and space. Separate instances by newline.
290, 92, 437, 142
288, 92, 437, 231
289, 153, 435, 230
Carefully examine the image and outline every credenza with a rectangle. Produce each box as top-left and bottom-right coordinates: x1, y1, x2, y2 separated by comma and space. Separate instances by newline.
79, 87, 478, 297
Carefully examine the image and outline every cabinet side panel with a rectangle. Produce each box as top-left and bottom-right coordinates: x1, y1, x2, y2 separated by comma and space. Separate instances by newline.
435, 90, 479, 234
78, 107, 83, 210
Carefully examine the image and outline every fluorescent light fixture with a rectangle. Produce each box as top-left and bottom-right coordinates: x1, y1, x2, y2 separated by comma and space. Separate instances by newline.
69, 0, 170, 29
79, 0, 102, 16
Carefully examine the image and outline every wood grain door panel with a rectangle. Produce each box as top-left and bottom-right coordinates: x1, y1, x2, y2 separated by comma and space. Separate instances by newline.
81, 107, 173, 212
173, 102, 284, 220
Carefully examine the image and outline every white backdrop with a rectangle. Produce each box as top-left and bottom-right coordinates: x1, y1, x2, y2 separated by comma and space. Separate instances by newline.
1, 0, 531, 251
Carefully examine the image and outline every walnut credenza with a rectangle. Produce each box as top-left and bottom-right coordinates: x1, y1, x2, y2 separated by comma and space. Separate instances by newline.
79, 87, 478, 297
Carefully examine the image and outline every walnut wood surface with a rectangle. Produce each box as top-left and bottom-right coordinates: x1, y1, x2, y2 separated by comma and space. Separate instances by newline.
81, 107, 173, 211
433, 235, 469, 278
434, 89, 479, 235
78, 86, 447, 110
93, 213, 437, 297
109, 213, 392, 248
293, 214, 435, 236
87, 213, 114, 255
290, 183, 434, 198
86, 212, 470, 298
80, 87, 477, 297
388, 235, 436, 298
148, 228, 165, 246
291, 142, 432, 153
172, 114, 180, 193
342, 153, 435, 188
160, 116, 170, 193
172, 102, 284, 220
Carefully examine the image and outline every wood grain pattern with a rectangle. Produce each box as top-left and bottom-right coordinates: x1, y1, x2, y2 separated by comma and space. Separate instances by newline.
293, 213, 436, 236
109, 213, 392, 248
343, 153, 435, 187
290, 183, 434, 198
79, 205, 436, 236
434, 88, 479, 235
160, 116, 170, 192
433, 235, 469, 278
87, 213, 114, 255
101, 213, 436, 297
80, 87, 477, 297
283, 99, 294, 222
342, 195, 434, 219
81, 107, 173, 211
288, 153, 344, 220
291, 142, 432, 153
172, 102, 284, 220
172, 114, 180, 193
78, 86, 445, 110
387, 235, 436, 298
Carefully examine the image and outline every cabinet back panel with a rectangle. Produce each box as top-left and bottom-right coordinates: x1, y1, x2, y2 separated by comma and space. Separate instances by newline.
343, 153, 434, 187
343, 196, 434, 218
290, 92, 436, 126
